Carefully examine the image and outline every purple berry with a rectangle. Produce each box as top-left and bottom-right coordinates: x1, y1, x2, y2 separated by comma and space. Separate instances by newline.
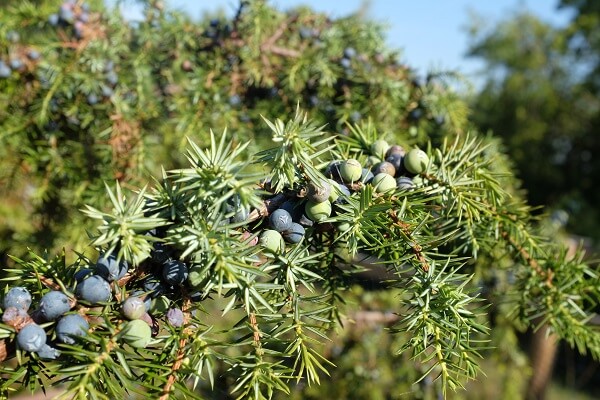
39, 291, 71, 321
17, 323, 46, 352
56, 314, 89, 344
269, 209, 293, 232
76, 275, 112, 304
166, 308, 185, 327
3, 287, 32, 311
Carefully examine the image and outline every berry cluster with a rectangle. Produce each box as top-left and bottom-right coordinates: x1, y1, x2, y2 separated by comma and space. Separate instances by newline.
254, 140, 429, 255
0, 31, 42, 79
48, 1, 92, 39
0, 251, 175, 357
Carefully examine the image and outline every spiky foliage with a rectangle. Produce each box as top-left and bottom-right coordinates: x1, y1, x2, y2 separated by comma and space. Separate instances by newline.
0, 1, 599, 400
1, 113, 598, 400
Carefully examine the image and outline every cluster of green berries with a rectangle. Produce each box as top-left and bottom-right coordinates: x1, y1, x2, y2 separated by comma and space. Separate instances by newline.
256, 140, 429, 254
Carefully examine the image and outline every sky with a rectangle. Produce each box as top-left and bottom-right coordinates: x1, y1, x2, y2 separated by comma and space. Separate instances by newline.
109, 0, 574, 82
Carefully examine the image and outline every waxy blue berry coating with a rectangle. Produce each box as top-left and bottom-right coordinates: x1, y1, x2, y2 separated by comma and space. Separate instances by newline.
39, 291, 71, 321
17, 323, 46, 352
269, 209, 293, 233
3, 287, 32, 311
76, 275, 112, 304
56, 314, 89, 344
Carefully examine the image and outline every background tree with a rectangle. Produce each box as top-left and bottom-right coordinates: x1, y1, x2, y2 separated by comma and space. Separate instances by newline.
466, 8, 600, 242
0, 1, 599, 400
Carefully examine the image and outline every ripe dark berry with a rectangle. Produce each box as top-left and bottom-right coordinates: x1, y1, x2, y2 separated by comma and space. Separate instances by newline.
283, 223, 305, 244
56, 314, 89, 344
122, 297, 146, 320
151, 242, 172, 264
408, 108, 423, 121
385, 153, 404, 175
87, 93, 98, 105
229, 94, 241, 107
396, 176, 414, 191
9, 59, 23, 71
17, 323, 46, 352
48, 13, 59, 26
95, 252, 128, 282
74, 268, 94, 283
386, 144, 406, 158
162, 260, 189, 285
39, 291, 71, 321
3, 287, 32, 311
340, 58, 351, 69
343, 47, 357, 59
166, 308, 185, 327
0, 62, 11, 78
325, 160, 343, 181
105, 71, 118, 86
37, 344, 61, 360
307, 181, 331, 203
59, 6, 74, 24
76, 275, 112, 304
361, 168, 374, 184
142, 276, 167, 296
101, 86, 113, 98
269, 209, 293, 232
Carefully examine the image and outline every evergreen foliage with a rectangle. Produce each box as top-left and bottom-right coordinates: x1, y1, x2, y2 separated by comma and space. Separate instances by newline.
0, 0, 598, 399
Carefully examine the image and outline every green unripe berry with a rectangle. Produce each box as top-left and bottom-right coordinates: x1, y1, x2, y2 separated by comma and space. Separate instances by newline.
149, 295, 170, 316
404, 148, 429, 174
187, 266, 208, 288
370, 139, 389, 159
121, 319, 152, 348
372, 173, 397, 193
259, 229, 285, 253
337, 221, 351, 232
327, 179, 340, 203
340, 159, 362, 183
305, 200, 332, 222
